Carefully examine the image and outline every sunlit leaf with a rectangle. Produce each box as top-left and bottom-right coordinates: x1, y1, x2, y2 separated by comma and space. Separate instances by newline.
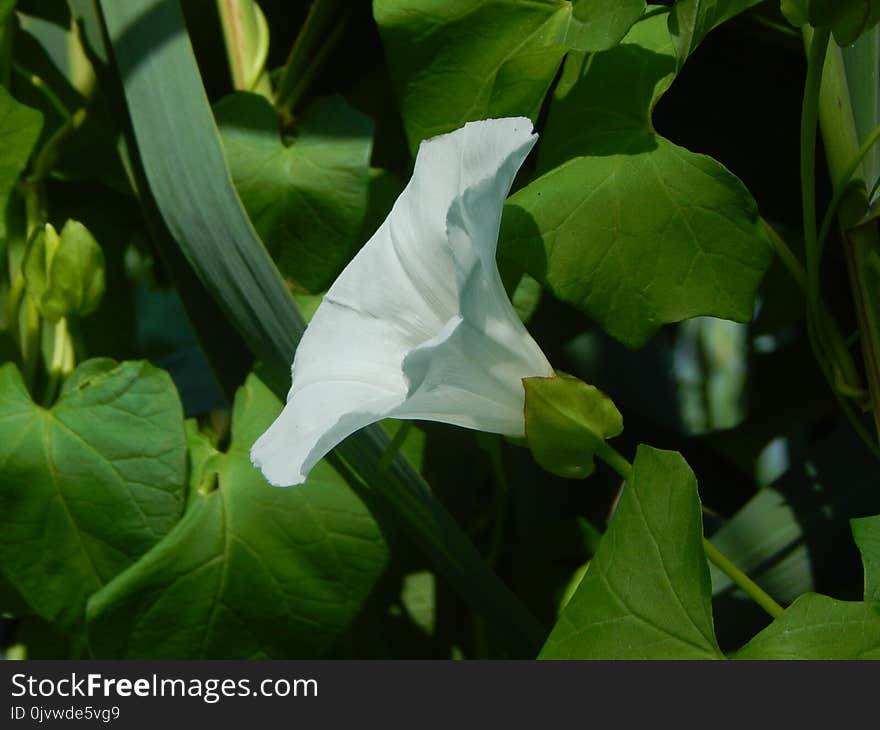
87, 374, 389, 659
734, 593, 880, 659
217, 92, 373, 293
540, 446, 723, 659
0, 360, 186, 631
501, 10, 771, 348
375, 0, 644, 155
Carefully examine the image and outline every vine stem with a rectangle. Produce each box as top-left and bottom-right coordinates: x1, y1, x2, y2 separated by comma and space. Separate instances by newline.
817, 122, 880, 258
801, 27, 830, 313
700, 539, 784, 619
274, 0, 348, 127
795, 28, 876, 435
598, 443, 785, 620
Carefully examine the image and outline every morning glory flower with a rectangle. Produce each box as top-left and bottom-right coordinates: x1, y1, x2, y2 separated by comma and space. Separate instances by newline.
251, 117, 553, 486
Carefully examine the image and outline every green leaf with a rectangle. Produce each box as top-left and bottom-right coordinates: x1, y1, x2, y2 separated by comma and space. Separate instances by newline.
784, 0, 880, 46
563, 0, 646, 52
780, 0, 809, 27
23, 220, 105, 322
0, 359, 186, 631
0, 85, 42, 241
540, 446, 723, 659
523, 372, 623, 478
375, 0, 599, 155
502, 10, 771, 348
87, 374, 390, 659
734, 594, 880, 659
668, 0, 764, 64
852, 515, 880, 601
216, 92, 373, 293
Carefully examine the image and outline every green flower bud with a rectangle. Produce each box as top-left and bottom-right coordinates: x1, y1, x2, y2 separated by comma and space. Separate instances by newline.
523, 372, 624, 479
23, 220, 105, 323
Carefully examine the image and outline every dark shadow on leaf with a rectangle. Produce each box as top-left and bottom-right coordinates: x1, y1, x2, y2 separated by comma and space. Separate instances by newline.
498, 202, 547, 284
711, 425, 880, 652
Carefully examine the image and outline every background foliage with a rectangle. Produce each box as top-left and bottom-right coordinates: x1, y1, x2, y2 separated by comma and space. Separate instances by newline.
0, 0, 878, 659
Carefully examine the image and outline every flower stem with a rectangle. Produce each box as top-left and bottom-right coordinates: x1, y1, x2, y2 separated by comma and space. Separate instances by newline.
595, 441, 633, 481
701, 538, 784, 619
597, 443, 785, 620
761, 217, 805, 290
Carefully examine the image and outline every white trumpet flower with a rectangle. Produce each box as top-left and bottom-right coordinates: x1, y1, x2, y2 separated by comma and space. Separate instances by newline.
251, 117, 553, 486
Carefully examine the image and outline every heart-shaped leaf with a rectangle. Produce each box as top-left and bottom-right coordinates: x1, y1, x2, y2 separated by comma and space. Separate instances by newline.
86, 374, 390, 659
216, 92, 373, 293
0, 360, 186, 631
375, 0, 645, 156
501, 9, 771, 349
540, 446, 723, 659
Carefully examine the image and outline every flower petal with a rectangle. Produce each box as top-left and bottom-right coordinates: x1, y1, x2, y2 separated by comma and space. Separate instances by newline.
250, 300, 408, 486
396, 313, 545, 436
252, 118, 544, 486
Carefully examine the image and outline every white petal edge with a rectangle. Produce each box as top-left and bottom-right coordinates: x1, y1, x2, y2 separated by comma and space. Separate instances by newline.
251, 117, 547, 486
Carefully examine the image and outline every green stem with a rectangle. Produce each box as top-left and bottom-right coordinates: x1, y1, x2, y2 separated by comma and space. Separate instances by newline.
817, 122, 880, 257
701, 538, 784, 619
801, 27, 830, 317
596, 441, 634, 481
764, 218, 864, 397
795, 29, 869, 411
378, 421, 412, 471
597, 444, 785, 620
482, 436, 509, 568
274, 0, 346, 126
27, 108, 87, 187
810, 29, 880, 444
12, 63, 71, 120
761, 218, 806, 290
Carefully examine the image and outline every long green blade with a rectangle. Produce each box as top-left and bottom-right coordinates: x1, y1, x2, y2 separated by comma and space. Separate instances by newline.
94, 0, 544, 656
